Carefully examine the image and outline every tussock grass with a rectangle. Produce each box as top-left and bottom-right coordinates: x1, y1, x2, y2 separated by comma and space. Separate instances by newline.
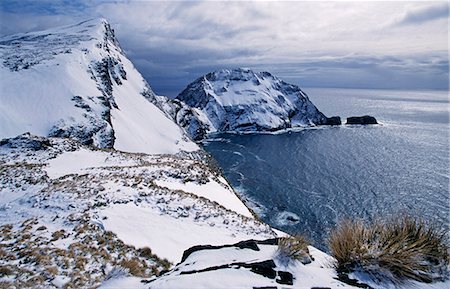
329, 216, 449, 284
276, 235, 312, 265
139, 247, 153, 259
119, 258, 145, 276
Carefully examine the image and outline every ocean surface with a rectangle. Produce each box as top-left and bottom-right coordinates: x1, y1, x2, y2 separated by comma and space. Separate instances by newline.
203, 88, 449, 251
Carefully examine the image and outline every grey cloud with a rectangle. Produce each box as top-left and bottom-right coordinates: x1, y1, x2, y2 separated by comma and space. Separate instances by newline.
140, 52, 449, 97
0, 12, 83, 36
0, 0, 447, 96
396, 3, 448, 26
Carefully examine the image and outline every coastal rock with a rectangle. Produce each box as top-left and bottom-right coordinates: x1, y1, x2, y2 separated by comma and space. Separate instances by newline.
346, 115, 378, 125
323, 116, 342, 125
174, 68, 330, 138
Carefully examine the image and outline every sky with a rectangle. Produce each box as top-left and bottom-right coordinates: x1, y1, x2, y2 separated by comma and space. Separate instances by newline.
0, 0, 448, 97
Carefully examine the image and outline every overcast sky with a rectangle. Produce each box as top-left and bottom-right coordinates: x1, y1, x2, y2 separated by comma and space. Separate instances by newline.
1, 0, 448, 97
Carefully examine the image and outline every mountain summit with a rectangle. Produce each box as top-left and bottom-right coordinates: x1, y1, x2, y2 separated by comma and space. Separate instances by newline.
0, 18, 197, 154
175, 68, 330, 139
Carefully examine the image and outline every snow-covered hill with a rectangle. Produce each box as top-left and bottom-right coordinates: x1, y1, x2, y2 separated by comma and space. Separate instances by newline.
174, 68, 331, 140
0, 134, 276, 288
0, 18, 197, 154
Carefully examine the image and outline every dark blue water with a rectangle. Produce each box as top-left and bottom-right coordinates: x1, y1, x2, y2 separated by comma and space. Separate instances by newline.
203, 88, 449, 251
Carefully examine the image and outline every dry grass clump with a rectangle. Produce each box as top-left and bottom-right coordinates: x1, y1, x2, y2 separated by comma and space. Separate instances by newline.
329, 216, 449, 284
119, 258, 146, 276
139, 247, 154, 259
0, 265, 13, 276
276, 235, 312, 265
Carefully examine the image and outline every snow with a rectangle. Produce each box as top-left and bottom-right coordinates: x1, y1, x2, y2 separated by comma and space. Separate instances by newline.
154, 178, 253, 218
0, 49, 100, 139
0, 184, 42, 206
101, 33, 198, 154
2, 19, 448, 289
44, 148, 138, 179
149, 268, 281, 289
98, 276, 147, 289
174, 68, 328, 138
147, 241, 356, 289
99, 203, 270, 263
0, 18, 198, 154
0, 135, 275, 288
178, 244, 276, 272
110, 57, 198, 154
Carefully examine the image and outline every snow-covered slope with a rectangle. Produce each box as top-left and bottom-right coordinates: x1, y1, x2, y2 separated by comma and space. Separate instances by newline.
0, 134, 275, 288
0, 19, 197, 154
146, 240, 355, 289
174, 68, 330, 140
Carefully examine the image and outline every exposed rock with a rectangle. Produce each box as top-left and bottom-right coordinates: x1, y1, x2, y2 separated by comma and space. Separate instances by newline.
249, 260, 277, 279
346, 115, 378, 125
180, 239, 264, 263
0, 133, 51, 150
236, 239, 260, 251
276, 271, 294, 285
180, 244, 217, 263
323, 116, 342, 125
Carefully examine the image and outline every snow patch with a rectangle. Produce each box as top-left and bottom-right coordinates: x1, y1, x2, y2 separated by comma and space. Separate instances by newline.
99, 203, 270, 263
44, 148, 137, 179
154, 179, 253, 218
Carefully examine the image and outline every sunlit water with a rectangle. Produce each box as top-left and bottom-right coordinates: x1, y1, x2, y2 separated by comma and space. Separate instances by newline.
203, 88, 449, 251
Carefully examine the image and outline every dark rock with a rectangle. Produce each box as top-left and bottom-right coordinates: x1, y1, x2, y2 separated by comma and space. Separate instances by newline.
181, 239, 276, 263
346, 115, 377, 125
0, 134, 51, 150
276, 271, 294, 285
322, 116, 342, 125
180, 244, 217, 263
253, 287, 277, 289
236, 240, 260, 251
249, 260, 276, 279
286, 215, 300, 222
257, 238, 279, 245
335, 272, 374, 288
178, 259, 277, 280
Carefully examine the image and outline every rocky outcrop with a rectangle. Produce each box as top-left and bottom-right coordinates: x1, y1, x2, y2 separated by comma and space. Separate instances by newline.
346, 115, 378, 125
149, 238, 297, 288
174, 68, 331, 139
323, 116, 342, 126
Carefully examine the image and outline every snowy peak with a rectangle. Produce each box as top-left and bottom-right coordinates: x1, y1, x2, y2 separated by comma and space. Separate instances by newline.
0, 19, 197, 154
175, 68, 329, 138
179, 68, 281, 108
1, 18, 122, 71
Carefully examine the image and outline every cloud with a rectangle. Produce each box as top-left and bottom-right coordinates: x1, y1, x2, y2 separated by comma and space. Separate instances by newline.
0, 0, 448, 95
396, 3, 449, 26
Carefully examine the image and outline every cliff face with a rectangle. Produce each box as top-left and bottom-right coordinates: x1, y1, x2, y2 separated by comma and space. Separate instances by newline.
174, 68, 328, 139
0, 18, 197, 154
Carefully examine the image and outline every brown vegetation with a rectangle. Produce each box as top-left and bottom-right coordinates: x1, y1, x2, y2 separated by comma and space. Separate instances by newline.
276, 235, 312, 265
329, 216, 449, 284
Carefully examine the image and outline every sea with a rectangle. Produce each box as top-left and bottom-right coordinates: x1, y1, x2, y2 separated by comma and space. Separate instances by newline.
203, 88, 449, 251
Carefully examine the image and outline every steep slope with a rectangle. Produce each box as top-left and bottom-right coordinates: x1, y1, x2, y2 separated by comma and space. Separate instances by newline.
174, 68, 332, 140
0, 19, 197, 154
